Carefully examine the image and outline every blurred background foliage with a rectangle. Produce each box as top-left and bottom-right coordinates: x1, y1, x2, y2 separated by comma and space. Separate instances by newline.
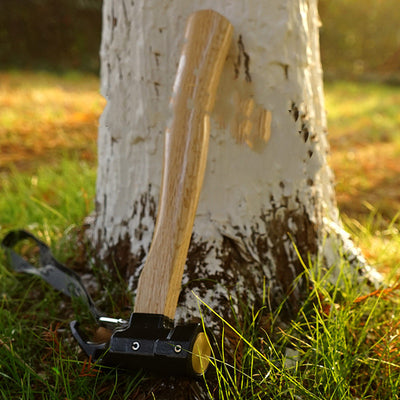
319, 0, 400, 82
0, 0, 399, 81
0, 0, 102, 72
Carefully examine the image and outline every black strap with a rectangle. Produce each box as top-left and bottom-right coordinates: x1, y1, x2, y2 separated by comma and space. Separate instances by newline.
1, 230, 106, 323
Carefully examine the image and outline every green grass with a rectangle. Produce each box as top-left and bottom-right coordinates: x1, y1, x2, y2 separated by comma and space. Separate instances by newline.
325, 80, 400, 275
325, 81, 400, 145
1, 72, 400, 398
199, 257, 400, 399
0, 159, 145, 398
326, 80, 400, 222
0, 70, 103, 170
0, 158, 95, 232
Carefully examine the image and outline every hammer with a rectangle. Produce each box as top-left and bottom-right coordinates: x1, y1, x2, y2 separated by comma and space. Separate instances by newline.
71, 9, 233, 377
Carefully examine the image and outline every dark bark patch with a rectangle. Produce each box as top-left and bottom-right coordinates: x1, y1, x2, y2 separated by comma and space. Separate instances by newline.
262, 203, 317, 316
153, 81, 160, 97
289, 101, 299, 122
284, 64, 289, 79
131, 184, 156, 221
102, 232, 145, 282
290, 102, 313, 143
93, 187, 157, 305
92, 185, 318, 339
300, 124, 310, 142
154, 51, 161, 67
183, 201, 317, 322
234, 35, 252, 82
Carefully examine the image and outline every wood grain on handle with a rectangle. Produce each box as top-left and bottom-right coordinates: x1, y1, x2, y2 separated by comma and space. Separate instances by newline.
134, 10, 233, 319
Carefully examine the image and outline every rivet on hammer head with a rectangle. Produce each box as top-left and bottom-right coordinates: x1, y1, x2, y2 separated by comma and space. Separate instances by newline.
132, 341, 140, 351
174, 344, 182, 353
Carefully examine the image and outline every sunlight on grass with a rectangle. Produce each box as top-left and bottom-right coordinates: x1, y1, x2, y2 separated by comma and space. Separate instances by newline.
0, 71, 106, 169
325, 81, 400, 274
325, 81, 400, 223
325, 81, 400, 144
0, 158, 96, 241
195, 259, 400, 399
342, 206, 400, 278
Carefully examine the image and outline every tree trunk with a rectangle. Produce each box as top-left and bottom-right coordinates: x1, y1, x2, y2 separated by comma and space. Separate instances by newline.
90, 0, 369, 342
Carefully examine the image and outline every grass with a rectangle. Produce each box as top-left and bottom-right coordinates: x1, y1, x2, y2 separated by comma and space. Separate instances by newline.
1, 71, 400, 398
0, 70, 104, 171
325, 80, 400, 277
204, 262, 400, 399
0, 171, 143, 397
326, 81, 400, 222
0, 159, 95, 231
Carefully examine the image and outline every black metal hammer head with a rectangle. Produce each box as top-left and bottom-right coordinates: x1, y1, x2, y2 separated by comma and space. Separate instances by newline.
70, 313, 212, 377
1, 230, 213, 377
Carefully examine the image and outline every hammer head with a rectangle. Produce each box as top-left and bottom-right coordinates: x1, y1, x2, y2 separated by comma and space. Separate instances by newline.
71, 313, 212, 377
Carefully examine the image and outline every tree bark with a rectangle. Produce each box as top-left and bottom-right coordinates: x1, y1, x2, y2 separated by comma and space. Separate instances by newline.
90, 0, 370, 341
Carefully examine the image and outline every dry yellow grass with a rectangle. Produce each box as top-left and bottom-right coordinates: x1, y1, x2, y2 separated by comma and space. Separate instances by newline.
0, 71, 105, 170
325, 80, 400, 275
326, 80, 400, 222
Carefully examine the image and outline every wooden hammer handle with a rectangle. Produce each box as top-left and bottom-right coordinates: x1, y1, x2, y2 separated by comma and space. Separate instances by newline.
134, 10, 233, 319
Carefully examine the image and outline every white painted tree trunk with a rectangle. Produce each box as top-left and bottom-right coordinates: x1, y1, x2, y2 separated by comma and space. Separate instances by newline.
90, 0, 371, 331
